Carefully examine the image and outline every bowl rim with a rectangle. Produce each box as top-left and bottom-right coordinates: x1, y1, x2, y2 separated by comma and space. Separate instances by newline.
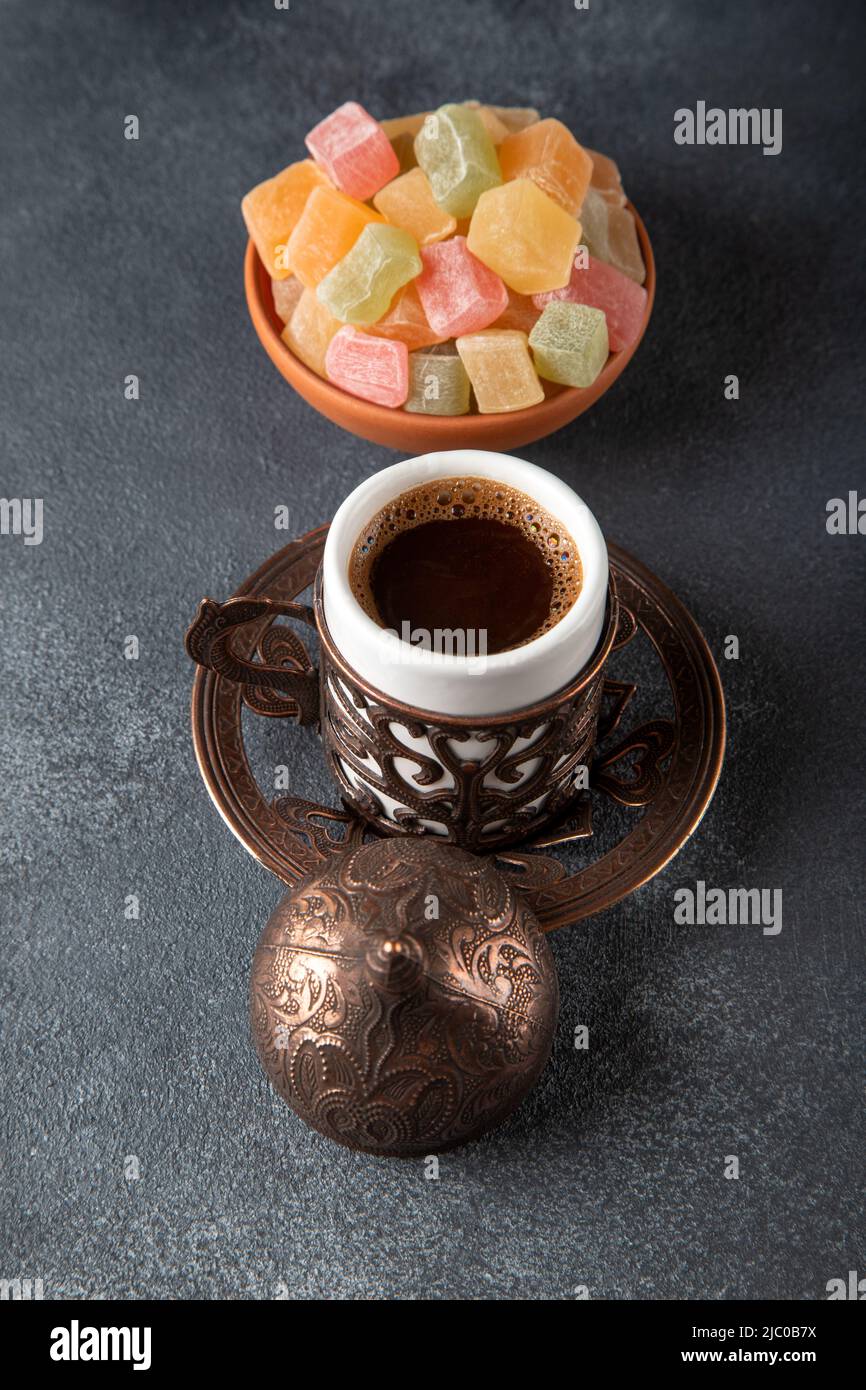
244, 200, 655, 434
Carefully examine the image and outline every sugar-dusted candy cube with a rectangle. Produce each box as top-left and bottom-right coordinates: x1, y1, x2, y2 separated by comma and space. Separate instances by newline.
463, 100, 540, 135
492, 105, 540, 134
492, 288, 542, 336
460, 101, 510, 145
305, 101, 398, 201
325, 327, 409, 407
498, 118, 593, 217
533, 250, 647, 352
373, 281, 447, 351
577, 186, 609, 256
414, 104, 501, 218
456, 329, 544, 413
467, 178, 581, 294
389, 131, 418, 174
579, 186, 645, 285
415, 236, 508, 338
242, 159, 330, 279
380, 111, 431, 173
405, 347, 471, 415
604, 205, 645, 284
490, 104, 541, 134
380, 111, 430, 141
585, 147, 626, 207
317, 224, 422, 326
529, 302, 609, 388
271, 274, 304, 324
281, 288, 341, 377
373, 168, 457, 245
287, 186, 383, 290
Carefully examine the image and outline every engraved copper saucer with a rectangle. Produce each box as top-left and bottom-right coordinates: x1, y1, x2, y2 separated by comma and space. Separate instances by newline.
190, 529, 725, 930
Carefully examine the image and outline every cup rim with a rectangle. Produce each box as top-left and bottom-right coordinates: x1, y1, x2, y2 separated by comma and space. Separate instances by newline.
315, 570, 618, 728
322, 449, 609, 682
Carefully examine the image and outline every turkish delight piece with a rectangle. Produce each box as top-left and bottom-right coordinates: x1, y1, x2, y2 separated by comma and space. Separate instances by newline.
380, 111, 430, 141
281, 288, 341, 377
242, 159, 330, 279
287, 186, 383, 290
389, 131, 419, 174
317, 224, 422, 325
492, 288, 542, 336
460, 101, 511, 144
415, 236, 508, 337
464, 100, 540, 134
579, 185, 645, 285
414, 104, 502, 218
487, 104, 540, 134
373, 281, 447, 351
374, 167, 457, 245
404, 347, 471, 415
467, 178, 581, 294
456, 329, 545, 413
271, 275, 304, 324
585, 147, 627, 207
305, 101, 398, 201
324, 326, 409, 407
529, 301, 609, 387
498, 118, 593, 217
533, 250, 647, 352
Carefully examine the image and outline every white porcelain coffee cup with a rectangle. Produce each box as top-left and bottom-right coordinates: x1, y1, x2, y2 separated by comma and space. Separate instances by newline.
186, 449, 615, 849
323, 449, 609, 718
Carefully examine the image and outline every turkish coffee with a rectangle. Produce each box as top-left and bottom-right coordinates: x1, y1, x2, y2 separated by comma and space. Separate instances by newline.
349, 476, 582, 655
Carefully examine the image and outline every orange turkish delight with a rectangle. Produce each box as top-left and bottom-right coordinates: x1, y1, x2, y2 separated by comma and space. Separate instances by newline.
467, 178, 581, 294
287, 186, 383, 290
498, 118, 593, 217
242, 159, 330, 279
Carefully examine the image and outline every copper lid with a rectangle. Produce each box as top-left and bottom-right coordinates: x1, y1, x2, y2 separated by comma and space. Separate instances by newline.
250, 837, 558, 1156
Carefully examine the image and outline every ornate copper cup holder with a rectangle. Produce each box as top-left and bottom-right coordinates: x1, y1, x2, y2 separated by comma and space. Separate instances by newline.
190, 526, 725, 930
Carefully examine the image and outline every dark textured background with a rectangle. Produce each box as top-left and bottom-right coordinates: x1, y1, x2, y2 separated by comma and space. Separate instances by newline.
1, 0, 864, 1301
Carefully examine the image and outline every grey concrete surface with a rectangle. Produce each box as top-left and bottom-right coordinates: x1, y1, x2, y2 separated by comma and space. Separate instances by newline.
0, 0, 864, 1300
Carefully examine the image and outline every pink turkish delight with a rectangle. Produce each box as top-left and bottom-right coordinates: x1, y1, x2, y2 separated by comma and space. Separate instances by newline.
415, 236, 508, 338
533, 251, 647, 352
324, 327, 409, 407
305, 101, 399, 202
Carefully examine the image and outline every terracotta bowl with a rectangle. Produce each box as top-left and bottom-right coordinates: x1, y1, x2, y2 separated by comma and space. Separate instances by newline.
244, 204, 655, 451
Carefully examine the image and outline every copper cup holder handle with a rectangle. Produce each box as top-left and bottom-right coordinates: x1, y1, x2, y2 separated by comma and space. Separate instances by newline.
185, 595, 319, 725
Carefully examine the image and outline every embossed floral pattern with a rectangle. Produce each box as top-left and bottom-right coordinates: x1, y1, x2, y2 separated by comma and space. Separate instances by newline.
250, 838, 558, 1155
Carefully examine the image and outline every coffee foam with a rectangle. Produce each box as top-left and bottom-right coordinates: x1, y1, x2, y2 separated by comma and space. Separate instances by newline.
349, 475, 582, 646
